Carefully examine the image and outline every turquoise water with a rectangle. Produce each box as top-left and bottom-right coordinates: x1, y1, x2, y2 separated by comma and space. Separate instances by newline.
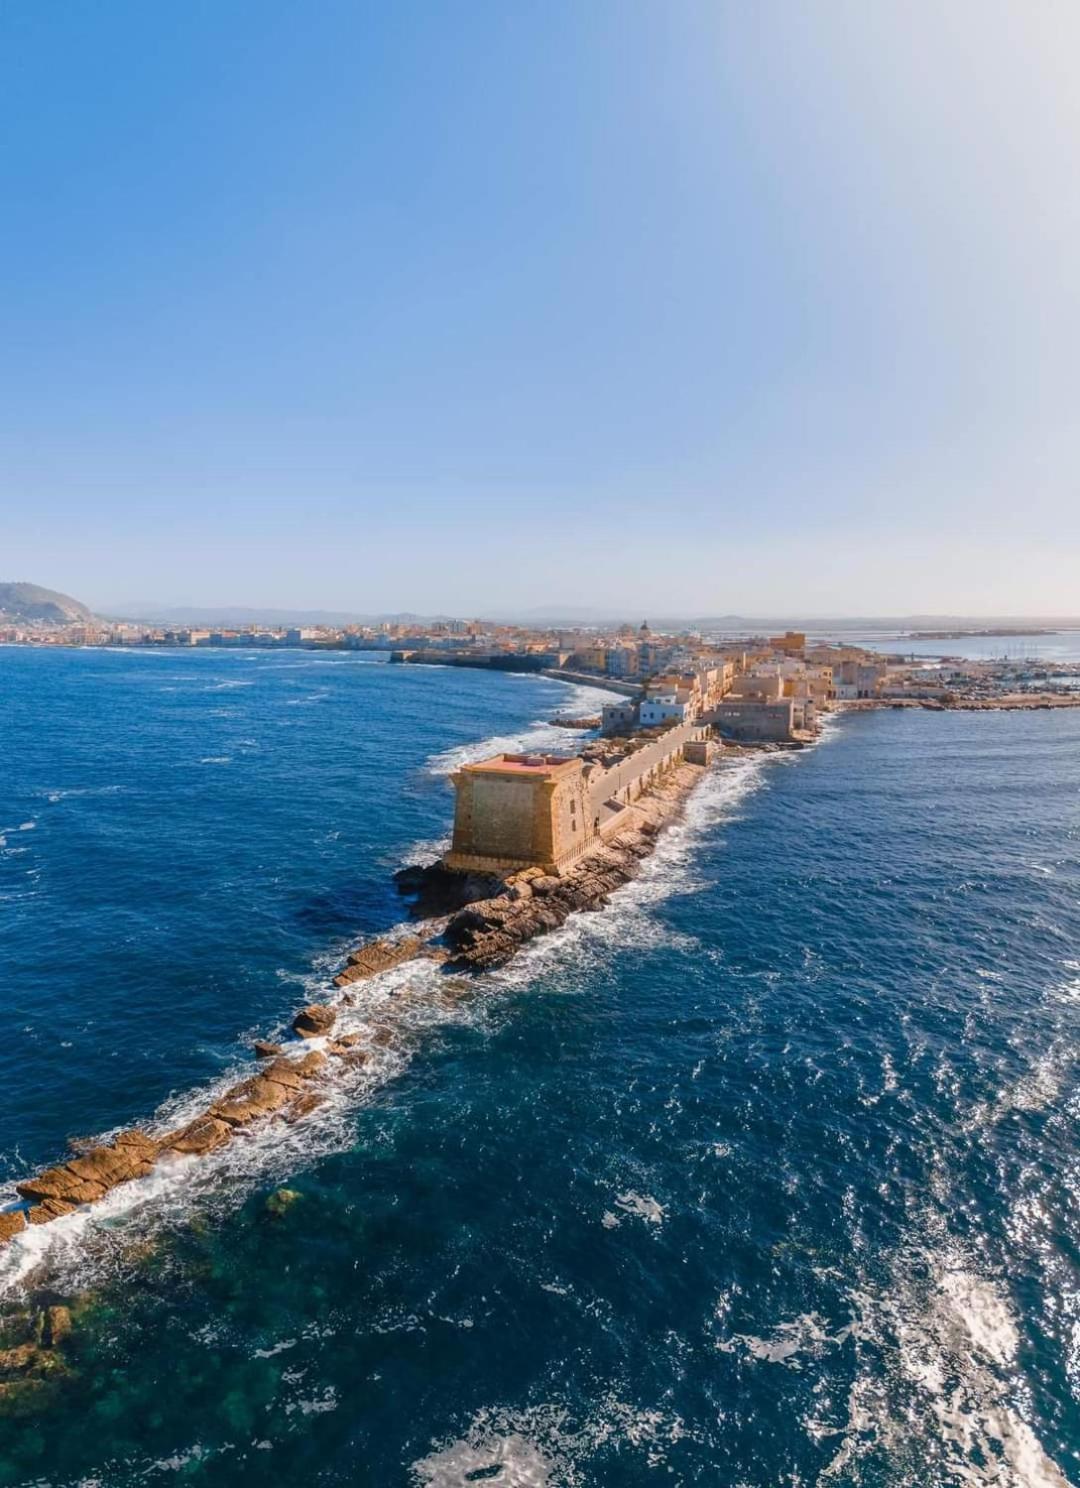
2, 648, 1079, 1485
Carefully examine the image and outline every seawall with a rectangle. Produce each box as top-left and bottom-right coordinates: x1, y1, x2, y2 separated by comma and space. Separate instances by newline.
541, 668, 639, 697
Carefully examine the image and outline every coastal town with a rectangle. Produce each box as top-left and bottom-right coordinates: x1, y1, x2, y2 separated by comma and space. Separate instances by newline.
4, 588, 1080, 736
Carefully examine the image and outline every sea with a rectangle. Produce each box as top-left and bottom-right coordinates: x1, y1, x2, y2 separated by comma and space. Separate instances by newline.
1, 646, 1079, 1487
823, 630, 1080, 664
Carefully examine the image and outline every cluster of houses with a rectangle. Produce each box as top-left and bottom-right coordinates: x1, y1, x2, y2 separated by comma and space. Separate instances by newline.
596, 632, 892, 744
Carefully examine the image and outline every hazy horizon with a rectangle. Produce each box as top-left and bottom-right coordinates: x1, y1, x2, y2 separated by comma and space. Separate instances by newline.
69, 591, 1080, 629
3, 2, 1079, 613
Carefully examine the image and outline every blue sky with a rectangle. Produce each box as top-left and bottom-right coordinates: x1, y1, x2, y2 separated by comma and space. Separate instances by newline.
2, 1, 1078, 616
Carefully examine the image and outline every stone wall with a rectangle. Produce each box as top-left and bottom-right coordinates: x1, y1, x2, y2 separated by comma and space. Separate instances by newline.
586, 722, 711, 815
445, 758, 592, 873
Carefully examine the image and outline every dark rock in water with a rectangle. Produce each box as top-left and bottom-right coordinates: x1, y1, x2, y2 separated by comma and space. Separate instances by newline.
41, 1307, 71, 1348
0, 1344, 38, 1375
394, 861, 505, 918
253, 1040, 281, 1058
265, 1188, 301, 1218
0, 1212, 26, 1243
292, 1003, 336, 1038
0, 1376, 56, 1418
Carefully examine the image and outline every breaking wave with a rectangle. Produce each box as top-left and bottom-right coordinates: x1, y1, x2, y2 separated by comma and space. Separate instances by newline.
424, 682, 618, 776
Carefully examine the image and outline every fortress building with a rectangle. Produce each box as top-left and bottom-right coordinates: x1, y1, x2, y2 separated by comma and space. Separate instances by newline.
444, 722, 717, 876
444, 753, 591, 874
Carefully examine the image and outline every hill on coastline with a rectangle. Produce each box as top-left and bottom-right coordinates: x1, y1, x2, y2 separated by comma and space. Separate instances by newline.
0, 581, 95, 625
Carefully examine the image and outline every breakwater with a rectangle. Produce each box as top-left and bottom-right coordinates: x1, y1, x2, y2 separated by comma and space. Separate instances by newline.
0, 733, 714, 1254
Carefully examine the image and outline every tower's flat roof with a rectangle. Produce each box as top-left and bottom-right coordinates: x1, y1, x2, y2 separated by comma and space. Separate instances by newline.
460, 752, 580, 776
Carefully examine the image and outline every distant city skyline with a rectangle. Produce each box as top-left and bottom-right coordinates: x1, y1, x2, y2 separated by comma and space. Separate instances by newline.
3, 2, 1079, 614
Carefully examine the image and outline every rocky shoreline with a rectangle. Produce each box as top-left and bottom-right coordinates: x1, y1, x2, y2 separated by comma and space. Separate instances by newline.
0, 752, 720, 1257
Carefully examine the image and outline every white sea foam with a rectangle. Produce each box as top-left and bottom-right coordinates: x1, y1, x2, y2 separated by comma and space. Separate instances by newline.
284, 690, 331, 706
411, 1398, 689, 1487
807, 1243, 1070, 1487
400, 833, 452, 866
42, 784, 126, 804
614, 1191, 666, 1226
424, 683, 618, 776
0, 821, 37, 850
718, 1310, 855, 1365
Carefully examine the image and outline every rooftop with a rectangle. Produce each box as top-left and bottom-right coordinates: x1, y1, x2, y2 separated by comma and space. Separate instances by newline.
461, 751, 580, 776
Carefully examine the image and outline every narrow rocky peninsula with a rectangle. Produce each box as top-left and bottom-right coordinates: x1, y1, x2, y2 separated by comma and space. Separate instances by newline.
0, 724, 730, 1251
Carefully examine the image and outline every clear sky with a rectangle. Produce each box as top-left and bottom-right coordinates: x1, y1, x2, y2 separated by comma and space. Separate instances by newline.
2, 1, 1078, 617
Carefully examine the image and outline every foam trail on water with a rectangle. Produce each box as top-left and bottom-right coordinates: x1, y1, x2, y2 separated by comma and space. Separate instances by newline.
425, 682, 619, 776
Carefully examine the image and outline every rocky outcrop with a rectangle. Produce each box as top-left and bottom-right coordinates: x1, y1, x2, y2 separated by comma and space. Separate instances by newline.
28, 1198, 78, 1224
208, 1051, 329, 1127
394, 861, 506, 919
548, 714, 601, 729
333, 935, 425, 986
282, 1091, 325, 1123
16, 1130, 158, 1207
3, 1050, 336, 1239
253, 1040, 281, 1058
0, 1212, 25, 1242
210, 1076, 293, 1127
163, 1114, 233, 1157
292, 1004, 336, 1038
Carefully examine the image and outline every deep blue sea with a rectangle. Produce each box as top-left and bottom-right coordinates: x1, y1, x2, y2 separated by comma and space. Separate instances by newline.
2, 647, 1080, 1487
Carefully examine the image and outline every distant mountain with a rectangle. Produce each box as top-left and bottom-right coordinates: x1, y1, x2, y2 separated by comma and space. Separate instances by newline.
0, 581, 95, 625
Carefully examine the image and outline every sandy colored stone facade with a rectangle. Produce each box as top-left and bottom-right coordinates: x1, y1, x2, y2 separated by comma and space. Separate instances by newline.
444, 753, 592, 873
